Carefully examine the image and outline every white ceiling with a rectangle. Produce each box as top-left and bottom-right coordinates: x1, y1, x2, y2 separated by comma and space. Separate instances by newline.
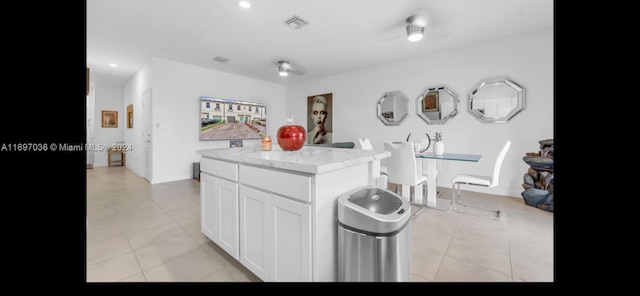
87, 0, 553, 86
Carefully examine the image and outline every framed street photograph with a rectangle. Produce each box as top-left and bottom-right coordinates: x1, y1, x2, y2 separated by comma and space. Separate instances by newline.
102, 110, 118, 128
199, 96, 267, 141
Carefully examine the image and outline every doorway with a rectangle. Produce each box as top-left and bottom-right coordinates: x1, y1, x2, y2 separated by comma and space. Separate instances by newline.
142, 89, 152, 181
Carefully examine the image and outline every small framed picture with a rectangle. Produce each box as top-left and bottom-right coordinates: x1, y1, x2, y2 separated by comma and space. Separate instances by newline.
102, 110, 118, 128
230, 140, 243, 148
127, 104, 133, 128
423, 91, 439, 112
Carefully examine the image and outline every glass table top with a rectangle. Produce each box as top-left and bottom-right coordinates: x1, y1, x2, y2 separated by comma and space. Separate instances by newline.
415, 152, 481, 162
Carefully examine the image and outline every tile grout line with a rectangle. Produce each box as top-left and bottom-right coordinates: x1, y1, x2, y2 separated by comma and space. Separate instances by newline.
503, 209, 515, 282
432, 210, 462, 282
145, 182, 211, 247
436, 206, 512, 282
86, 241, 133, 267
163, 186, 241, 282
498, 197, 514, 282
142, 182, 229, 281
159, 190, 233, 282
444, 204, 515, 281
99, 171, 196, 278
145, 188, 205, 248
125, 237, 148, 282
502, 196, 554, 281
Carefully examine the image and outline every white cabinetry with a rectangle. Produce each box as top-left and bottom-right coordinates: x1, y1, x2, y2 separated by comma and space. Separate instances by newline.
198, 147, 386, 282
268, 193, 311, 281
239, 186, 269, 280
212, 177, 239, 259
200, 173, 217, 240
240, 185, 311, 282
200, 159, 239, 260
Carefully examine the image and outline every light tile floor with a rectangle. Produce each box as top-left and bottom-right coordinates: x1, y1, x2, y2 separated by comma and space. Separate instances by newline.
87, 166, 553, 282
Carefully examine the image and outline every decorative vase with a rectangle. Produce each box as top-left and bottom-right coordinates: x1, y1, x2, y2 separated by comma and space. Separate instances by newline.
434, 141, 444, 155
277, 119, 306, 151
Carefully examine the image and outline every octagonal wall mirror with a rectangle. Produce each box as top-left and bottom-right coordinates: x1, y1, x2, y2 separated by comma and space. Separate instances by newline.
468, 76, 526, 123
416, 85, 459, 125
377, 90, 410, 126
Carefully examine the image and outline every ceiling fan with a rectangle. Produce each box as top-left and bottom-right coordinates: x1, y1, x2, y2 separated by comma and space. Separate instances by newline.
276, 60, 306, 76
376, 11, 452, 44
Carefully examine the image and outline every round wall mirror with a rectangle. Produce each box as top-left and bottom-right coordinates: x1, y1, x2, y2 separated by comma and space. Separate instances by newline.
468, 76, 526, 123
377, 91, 410, 126
416, 85, 459, 125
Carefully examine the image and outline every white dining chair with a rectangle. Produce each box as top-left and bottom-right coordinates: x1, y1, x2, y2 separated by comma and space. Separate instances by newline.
358, 138, 373, 150
384, 141, 428, 218
359, 138, 387, 176
450, 140, 511, 220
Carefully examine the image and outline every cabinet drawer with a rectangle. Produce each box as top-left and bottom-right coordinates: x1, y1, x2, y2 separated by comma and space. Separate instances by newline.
240, 165, 311, 203
201, 157, 238, 182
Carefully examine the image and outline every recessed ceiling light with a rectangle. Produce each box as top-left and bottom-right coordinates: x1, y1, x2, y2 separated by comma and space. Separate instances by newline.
109, 63, 118, 67
238, 1, 250, 8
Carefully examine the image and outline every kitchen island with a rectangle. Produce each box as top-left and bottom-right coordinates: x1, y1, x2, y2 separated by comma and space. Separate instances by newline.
197, 145, 389, 282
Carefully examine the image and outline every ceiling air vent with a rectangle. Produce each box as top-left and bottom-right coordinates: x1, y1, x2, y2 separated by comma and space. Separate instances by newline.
283, 15, 309, 29
213, 56, 230, 63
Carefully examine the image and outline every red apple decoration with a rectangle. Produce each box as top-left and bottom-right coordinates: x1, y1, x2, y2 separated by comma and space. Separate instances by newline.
277, 124, 306, 151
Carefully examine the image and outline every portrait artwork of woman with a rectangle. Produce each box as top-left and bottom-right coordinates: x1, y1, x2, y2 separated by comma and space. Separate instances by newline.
307, 94, 333, 144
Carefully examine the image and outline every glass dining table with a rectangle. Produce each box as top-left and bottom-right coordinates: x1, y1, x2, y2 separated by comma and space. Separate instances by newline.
414, 152, 482, 211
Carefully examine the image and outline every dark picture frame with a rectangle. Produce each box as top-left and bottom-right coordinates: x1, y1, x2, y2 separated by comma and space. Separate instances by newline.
127, 104, 133, 128
102, 110, 118, 128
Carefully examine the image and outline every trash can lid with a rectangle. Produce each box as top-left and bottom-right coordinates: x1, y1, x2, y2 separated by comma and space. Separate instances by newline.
348, 187, 402, 215
337, 186, 411, 235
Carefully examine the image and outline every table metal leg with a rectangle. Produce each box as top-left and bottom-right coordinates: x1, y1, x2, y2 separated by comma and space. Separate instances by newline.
422, 158, 451, 211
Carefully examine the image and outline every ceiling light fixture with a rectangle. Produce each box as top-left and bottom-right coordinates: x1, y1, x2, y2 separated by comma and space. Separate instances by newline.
109, 63, 118, 67
278, 61, 290, 77
405, 14, 426, 42
238, 1, 250, 8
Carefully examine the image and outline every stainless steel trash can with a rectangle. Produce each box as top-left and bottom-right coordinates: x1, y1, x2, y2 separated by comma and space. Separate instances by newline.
337, 186, 411, 282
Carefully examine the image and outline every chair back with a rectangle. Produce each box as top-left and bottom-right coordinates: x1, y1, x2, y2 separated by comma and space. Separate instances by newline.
358, 138, 373, 150
490, 140, 511, 187
384, 141, 420, 186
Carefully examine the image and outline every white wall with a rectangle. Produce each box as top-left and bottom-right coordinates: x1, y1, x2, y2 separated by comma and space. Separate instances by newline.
87, 82, 95, 166
92, 83, 125, 167
287, 28, 553, 198
149, 57, 287, 184
124, 60, 153, 176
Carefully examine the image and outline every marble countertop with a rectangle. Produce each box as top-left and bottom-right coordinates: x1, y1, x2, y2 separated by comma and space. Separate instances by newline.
197, 145, 390, 174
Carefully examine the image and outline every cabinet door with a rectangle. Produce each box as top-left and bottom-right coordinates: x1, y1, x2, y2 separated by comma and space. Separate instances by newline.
215, 177, 239, 259
239, 186, 269, 281
200, 173, 217, 241
269, 195, 312, 282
